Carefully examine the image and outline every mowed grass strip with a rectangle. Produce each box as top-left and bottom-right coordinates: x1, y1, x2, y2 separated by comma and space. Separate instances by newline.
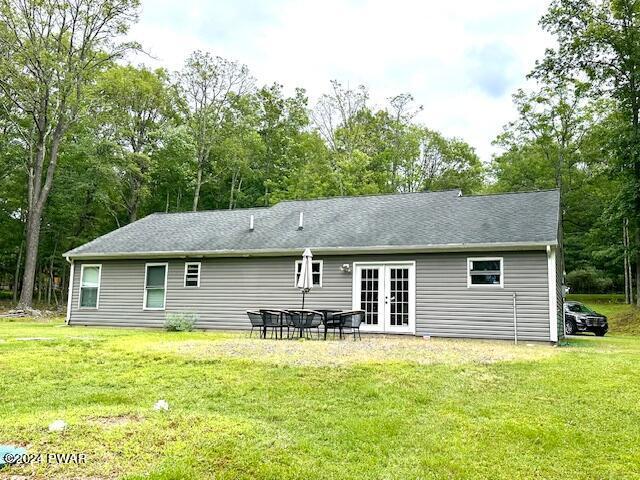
1, 319, 639, 479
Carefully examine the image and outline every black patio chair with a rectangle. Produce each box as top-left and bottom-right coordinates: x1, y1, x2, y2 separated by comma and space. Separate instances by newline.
246, 310, 264, 338
260, 310, 285, 339
287, 309, 323, 339
332, 310, 365, 340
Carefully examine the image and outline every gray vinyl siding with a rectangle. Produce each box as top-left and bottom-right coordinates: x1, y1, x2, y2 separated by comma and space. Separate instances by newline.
69, 250, 551, 341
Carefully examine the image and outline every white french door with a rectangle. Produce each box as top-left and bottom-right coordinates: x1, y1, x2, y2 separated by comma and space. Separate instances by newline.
352, 262, 416, 334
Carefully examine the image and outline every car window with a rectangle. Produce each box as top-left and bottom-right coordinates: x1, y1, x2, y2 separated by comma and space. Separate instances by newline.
568, 303, 594, 313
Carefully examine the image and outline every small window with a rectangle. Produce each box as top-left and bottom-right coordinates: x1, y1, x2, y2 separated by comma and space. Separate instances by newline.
79, 264, 101, 309
294, 260, 323, 287
144, 263, 168, 310
184, 262, 201, 288
467, 257, 503, 287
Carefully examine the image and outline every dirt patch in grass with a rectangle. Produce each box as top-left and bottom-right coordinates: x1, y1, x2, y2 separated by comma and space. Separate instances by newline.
149, 335, 556, 367
87, 414, 144, 429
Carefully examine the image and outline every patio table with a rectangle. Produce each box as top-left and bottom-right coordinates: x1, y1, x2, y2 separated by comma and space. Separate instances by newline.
286, 309, 324, 338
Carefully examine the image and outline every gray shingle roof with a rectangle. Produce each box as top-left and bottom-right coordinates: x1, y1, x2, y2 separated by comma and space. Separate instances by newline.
64, 189, 560, 258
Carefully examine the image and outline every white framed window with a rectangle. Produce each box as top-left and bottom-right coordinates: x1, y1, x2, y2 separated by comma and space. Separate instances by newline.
184, 262, 201, 288
467, 257, 503, 287
294, 260, 323, 287
79, 264, 101, 309
144, 263, 168, 310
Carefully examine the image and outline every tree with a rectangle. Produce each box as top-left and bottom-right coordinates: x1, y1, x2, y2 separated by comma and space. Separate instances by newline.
177, 51, 253, 211
495, 82, 596, 203
96, 65, 176, 222
533, 0, 640, 303
255, 84, 309, 205
0, 0, 139, 308
415, 130, 484, 194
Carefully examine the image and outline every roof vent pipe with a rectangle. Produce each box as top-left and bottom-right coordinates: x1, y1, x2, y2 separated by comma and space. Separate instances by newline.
249, 214, 254, 231
298, 212, 304, 230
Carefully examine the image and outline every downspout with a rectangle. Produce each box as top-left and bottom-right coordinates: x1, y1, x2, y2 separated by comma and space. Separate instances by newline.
65, 257, 74, 325
512, 292, 518, 345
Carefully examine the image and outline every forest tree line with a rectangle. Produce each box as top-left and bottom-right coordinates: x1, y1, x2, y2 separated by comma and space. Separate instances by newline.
0, 0, 639, 308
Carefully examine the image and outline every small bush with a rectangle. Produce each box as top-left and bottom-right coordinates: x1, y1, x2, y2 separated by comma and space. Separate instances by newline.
164, 312, 197, 332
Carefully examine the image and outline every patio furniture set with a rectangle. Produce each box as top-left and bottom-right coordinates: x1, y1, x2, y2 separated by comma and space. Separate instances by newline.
246, 309, 365, 340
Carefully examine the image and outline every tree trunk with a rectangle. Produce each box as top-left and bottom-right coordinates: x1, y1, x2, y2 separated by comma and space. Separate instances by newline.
128, 187, 140, 223
193, 166, 203, 211
37, 266, 42, 303
631, 226, 640, 306
235, 177, 243, 209
47, 252, 55, 305
12, 240, 24, 302
624, 218, 631, 304
18, 205, 44, 308
60, 261, 67, 305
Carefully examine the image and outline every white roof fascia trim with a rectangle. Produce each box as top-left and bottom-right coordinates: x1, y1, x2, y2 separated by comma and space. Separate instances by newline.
64, 241, 557, 260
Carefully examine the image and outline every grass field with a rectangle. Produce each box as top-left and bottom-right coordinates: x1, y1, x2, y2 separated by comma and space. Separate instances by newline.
1, 318, 640, 479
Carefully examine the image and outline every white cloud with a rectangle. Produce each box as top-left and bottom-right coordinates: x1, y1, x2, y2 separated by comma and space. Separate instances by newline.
128, 0, 554, 161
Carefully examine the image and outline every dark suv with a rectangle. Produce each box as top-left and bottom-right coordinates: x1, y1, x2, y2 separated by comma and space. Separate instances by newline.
564, 301, 608, 336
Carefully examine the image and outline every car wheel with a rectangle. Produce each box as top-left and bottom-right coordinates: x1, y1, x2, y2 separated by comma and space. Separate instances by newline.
565, 318, 576, 335
594, 328, 607, 337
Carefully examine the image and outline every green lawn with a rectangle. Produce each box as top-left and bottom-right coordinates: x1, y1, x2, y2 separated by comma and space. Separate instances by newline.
1, 319, 640, 479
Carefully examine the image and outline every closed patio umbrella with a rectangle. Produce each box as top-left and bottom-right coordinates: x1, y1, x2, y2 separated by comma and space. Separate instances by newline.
297, 248, 314, 309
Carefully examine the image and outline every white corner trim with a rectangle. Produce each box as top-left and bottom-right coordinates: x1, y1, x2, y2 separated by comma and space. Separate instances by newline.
143, 262, 169, 311
78, 263, 102, 310
547, 245, 559, 342
66, 260, 74, 325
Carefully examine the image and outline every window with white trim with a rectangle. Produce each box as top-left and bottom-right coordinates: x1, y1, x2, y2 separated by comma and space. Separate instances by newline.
79, 264, 101, 309
467, 257, 503, 287
144, 263, 168, 309
184, 262, 201, 287
294, 260, 323, 287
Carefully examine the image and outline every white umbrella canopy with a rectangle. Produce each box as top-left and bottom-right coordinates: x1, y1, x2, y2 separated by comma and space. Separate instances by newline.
297, 248, 314, 308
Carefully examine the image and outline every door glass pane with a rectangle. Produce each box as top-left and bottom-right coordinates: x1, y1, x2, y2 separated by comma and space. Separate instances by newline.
146, 265, 166, 288
360, 268, 379, 325
146, 288, 165, 308
389, 267, 409, 326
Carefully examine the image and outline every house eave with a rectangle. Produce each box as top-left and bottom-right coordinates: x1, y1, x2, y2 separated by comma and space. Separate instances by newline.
63, 241, 557, 260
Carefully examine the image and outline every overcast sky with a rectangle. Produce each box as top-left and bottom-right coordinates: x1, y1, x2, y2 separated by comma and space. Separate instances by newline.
128, 0, 554, 162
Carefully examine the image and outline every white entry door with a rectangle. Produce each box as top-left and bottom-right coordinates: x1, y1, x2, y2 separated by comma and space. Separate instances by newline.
353, 262, 415, 334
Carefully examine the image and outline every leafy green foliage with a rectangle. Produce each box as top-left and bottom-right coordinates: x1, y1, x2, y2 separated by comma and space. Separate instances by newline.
164, 313, 197, 332
566, 268, 615, 293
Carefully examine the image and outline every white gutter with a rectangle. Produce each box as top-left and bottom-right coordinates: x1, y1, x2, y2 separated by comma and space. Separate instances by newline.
63, 241, 556, 260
